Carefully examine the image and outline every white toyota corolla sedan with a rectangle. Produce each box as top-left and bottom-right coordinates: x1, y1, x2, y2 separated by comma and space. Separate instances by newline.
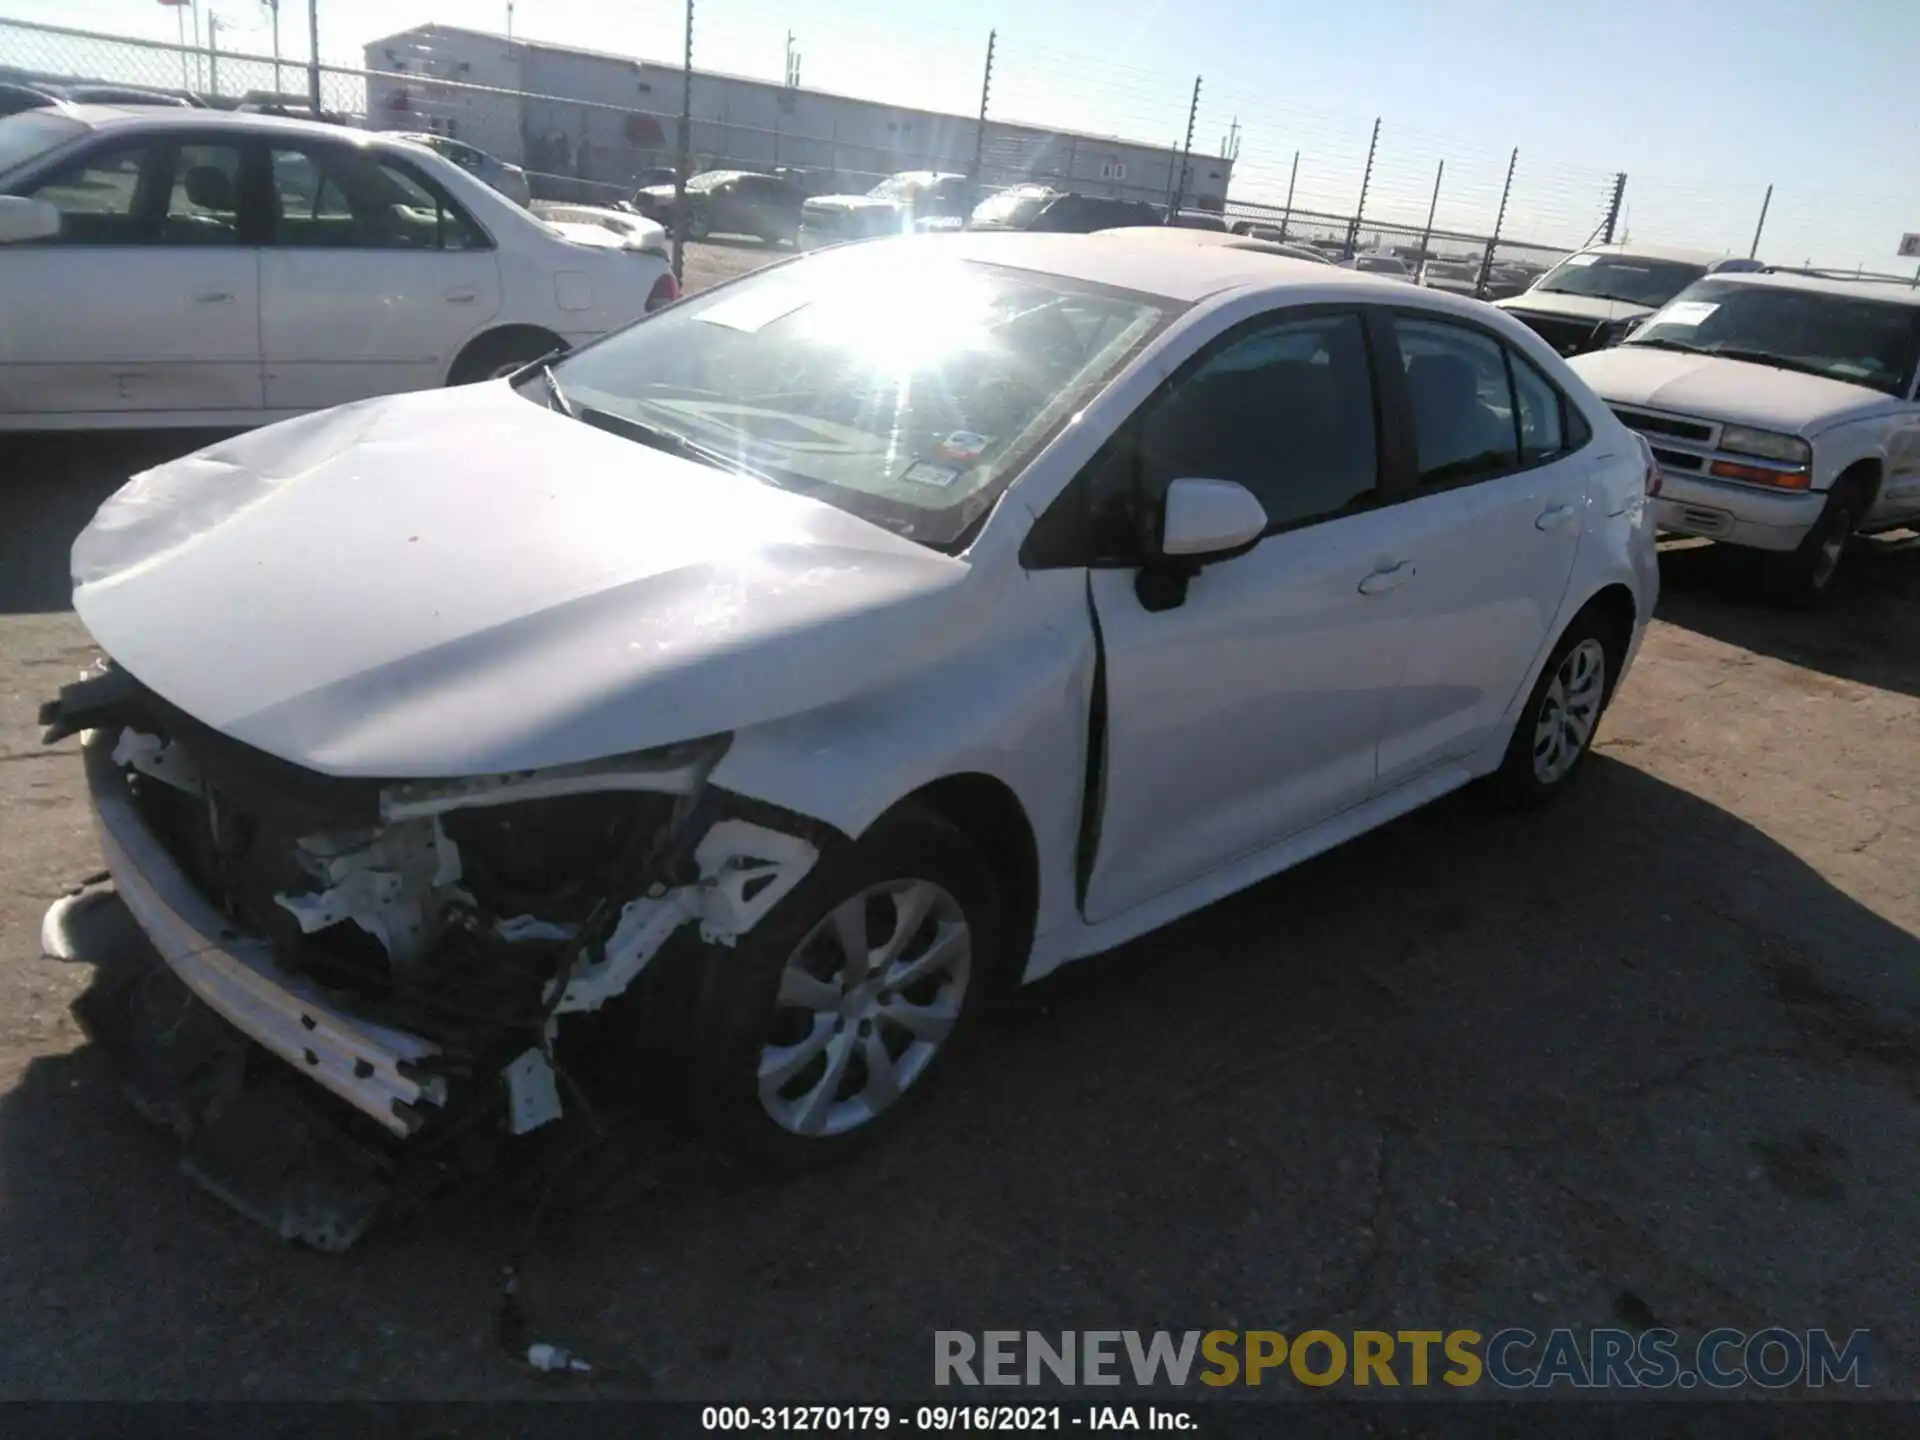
0, 106, 676, 430
41, 233, 1659, 1247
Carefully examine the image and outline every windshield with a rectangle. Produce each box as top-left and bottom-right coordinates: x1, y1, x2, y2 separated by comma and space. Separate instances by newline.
542, 244, 1174, 547
1535, 252, 1706, 307
0, 110, 86, 178
970, 189, 1050, 228
1627, 279, 1920, 398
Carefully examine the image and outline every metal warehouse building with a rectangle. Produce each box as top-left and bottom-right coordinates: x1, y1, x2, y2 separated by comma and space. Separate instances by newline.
364, 25, 1232, 209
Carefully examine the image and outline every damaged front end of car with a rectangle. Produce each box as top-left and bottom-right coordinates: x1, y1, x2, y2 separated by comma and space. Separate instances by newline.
39, 662, 827, 1251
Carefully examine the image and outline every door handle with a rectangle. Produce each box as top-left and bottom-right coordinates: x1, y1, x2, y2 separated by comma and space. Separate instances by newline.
191, 289, 234, 303
1358, 560, 1414, 596
444, 287, 479, 304
1536, 503, 1576, 531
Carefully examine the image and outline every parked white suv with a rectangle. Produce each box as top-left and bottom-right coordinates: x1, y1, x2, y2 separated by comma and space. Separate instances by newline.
0, 106, 676, 430
1570, 269, 1920, 601
41, 235, 1657, 1245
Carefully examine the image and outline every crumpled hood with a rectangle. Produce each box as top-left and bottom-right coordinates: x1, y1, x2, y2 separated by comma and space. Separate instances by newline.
1567, 347, 1897, 433
1499, 291, 1649, 325
71, 384, 971, 779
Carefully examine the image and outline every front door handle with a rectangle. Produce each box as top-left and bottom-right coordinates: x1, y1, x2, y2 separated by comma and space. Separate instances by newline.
444, 287, 479, 304
191, 289, 234, 303
1536, 503, 1576, 531
1358, 560, 1414, 596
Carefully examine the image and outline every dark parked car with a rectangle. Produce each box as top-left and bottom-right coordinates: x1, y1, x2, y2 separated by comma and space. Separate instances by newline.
632, 169, 807, 245
0, 82, 63, 118
967, 185, 1163, 233
1170, 209, 1230, 231
58, 84, 193, 107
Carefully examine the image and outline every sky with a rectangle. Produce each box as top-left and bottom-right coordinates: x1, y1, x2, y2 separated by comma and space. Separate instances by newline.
4, 0, 1916, 268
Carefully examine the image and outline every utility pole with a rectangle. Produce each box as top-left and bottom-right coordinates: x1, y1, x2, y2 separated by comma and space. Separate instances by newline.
207, 14, 220, 98
1347, 117, 1380, 255
1749, 183, 1773, 260
1172, 75, 1200, 216
307, 0, 321, 115
1477, 146, 1517, 297
1279, 149, 1298, 238
968, 30, 995, 203
507, 1, 515, 43
1601, 171, 1627, 245
1417, 159, 1444, 265
269, 0, 282, 98
672, 0, 694, 283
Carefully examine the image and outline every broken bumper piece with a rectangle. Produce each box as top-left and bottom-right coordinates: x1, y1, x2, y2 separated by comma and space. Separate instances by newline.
69, 726, 447, 1136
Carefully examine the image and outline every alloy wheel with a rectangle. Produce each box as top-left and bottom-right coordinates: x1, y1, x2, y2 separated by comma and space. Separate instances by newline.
758, 879, 971, 1137
1810, 506, 1852, 591
1532, 638, 1607, 785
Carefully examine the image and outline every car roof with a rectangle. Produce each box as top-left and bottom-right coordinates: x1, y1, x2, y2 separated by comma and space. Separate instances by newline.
929, 230, 1453, 302
1708, 269, 1920, 308
56, 104, 391, 143
1572, 241, 1731, 266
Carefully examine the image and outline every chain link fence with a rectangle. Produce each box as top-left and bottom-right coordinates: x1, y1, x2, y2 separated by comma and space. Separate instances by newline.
5, 12, 1809, 294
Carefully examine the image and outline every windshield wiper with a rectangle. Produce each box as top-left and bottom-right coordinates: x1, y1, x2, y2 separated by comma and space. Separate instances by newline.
1625, 337, 1706, 354
1704, 347, 1844, 381
574, 405, 772, 480
538, 364, 574, 418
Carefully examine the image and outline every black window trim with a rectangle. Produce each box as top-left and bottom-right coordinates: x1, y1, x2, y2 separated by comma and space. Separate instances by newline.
1023, 301, 1407, 570
1371, 302, 1595, 498
256, 137, 498, 252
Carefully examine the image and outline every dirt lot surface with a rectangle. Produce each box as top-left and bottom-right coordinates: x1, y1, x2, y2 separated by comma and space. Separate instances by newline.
1, 244, 1917, 1402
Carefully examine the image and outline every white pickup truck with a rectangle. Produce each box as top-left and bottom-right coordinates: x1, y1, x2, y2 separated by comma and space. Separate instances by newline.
1569, 269, 1920, 602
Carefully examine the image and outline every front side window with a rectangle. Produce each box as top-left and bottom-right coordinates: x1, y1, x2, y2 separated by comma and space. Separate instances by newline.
542, 245, 1173, 548
25, 140, 242, 245
1135, 313, 1379, 529
26, 142, 150, 242
1627, 279, 1920, 398
269, 144, 488, 250
1534, 251, 1706, 309
1392, 317, 1519, 486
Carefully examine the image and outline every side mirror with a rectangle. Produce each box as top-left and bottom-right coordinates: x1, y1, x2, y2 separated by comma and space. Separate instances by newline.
1160, 476, 1269, 557
1136, 477, 1268, 613
0, 196, 61, 245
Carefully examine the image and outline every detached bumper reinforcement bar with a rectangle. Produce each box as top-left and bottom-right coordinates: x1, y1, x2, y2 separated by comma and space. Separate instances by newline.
64, 727, 448, 1136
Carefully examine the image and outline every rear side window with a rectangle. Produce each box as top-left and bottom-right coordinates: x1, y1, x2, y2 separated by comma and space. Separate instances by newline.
1509, 351, 1566, 461
1391, 316, 1520, 486
269, 145, 490, 250
1137, 313, 1379, 528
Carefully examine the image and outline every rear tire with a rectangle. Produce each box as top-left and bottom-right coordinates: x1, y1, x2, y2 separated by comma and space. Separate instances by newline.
445, 329, 564, 386
1481, 607, 1624, 809
688, 805, 1001, 1173
1763, 478, 1863, 608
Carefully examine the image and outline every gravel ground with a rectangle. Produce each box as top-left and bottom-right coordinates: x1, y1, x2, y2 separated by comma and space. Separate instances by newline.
0, 247, 1916, 1401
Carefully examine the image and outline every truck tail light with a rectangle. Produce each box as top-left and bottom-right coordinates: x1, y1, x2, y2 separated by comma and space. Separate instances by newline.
645, 271, 680, 312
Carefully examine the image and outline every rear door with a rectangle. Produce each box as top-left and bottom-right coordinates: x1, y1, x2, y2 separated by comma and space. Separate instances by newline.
1370, 311, 1592, 789
0, 132, 261, 419
257, 140, 500, 410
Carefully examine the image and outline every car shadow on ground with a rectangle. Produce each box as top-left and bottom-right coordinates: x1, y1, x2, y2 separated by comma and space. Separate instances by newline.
1655, 534, 1920, 699
3, 754, 1917, 1398
0, 432, 227, 616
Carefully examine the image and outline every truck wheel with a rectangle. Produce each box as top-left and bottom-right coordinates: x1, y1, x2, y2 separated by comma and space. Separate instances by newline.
1764, 478, 1863, 607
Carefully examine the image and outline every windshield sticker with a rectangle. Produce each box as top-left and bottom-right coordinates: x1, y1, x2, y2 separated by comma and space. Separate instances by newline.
901, 461, 961, 489
1657, 301, 1719, 327
935, 430, 990, 462
1562, 253, 1598, 266
695, 288, 810, 333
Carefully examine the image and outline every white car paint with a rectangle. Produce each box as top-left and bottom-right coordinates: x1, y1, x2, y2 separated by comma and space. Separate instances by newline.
0, 107, 673, 431
52, 233, 1658, 1135
1569, 274, 1920, 550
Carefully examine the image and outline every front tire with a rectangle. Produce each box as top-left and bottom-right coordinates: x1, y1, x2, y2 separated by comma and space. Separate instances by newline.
1763, 478, 1862, 607
689, 805, 1001, 1171
1483, 609, 1621, 808
446, 329, 563, 386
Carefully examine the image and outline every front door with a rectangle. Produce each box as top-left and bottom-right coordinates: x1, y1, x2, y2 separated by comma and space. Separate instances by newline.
1371, 314, 1588, 787
0, 135, 261, 419
257, 141, 501, 410
1084, 310, 1414, 924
